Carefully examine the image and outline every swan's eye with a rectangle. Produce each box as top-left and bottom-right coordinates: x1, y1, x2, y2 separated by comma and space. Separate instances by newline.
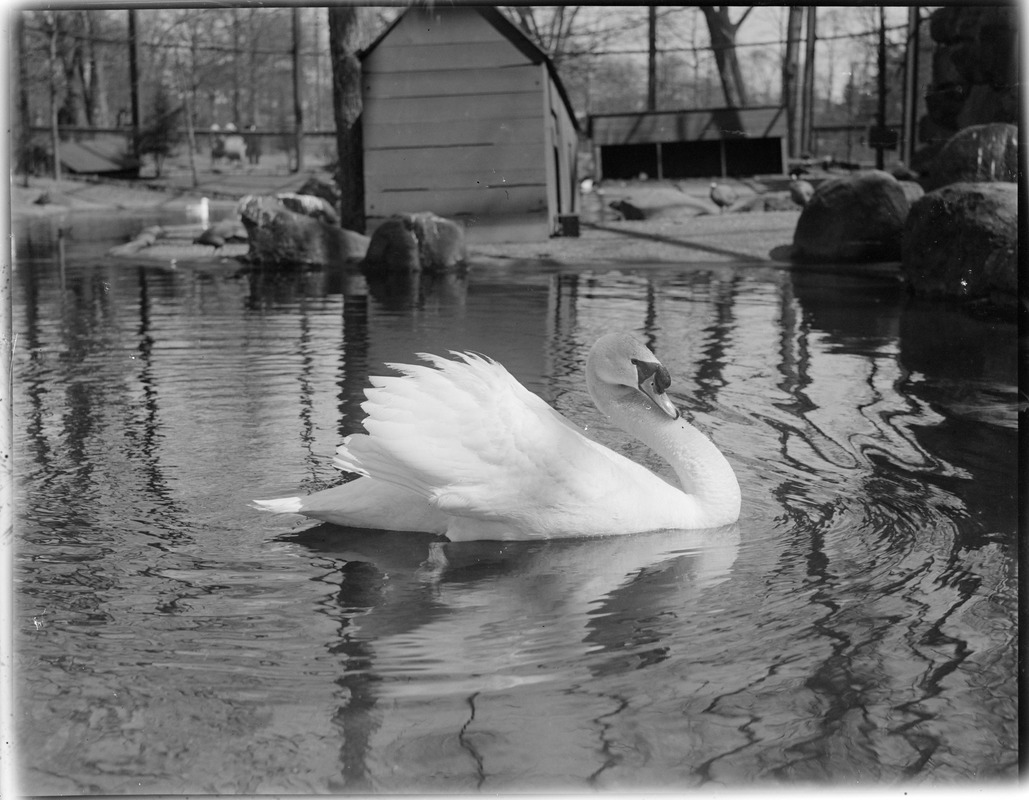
631, 358, 671, 393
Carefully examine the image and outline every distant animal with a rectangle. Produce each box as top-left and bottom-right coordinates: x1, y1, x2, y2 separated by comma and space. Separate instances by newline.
788, 173, 815, 207
709, 182, 737, 213
609, 199, 645, 221
212, 134, 246, 165
254, 332, 741, 539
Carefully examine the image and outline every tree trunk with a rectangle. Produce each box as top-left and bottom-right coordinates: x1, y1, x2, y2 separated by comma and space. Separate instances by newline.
80, 11, 110, 127
248, 9, 258, 126
47, 15, 62, 180
700, 6, 749, 108
128, 11, 141, 158
782, 7, 803, 158
232, 9, 241, 124
64, 15, 90, 126
14, 13, 31, 184
328, 6, 364, 233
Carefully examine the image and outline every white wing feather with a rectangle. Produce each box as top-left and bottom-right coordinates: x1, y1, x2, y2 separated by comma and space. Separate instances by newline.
332, 352, 678, 538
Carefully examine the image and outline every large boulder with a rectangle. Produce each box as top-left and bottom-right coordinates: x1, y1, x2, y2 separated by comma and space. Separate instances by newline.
901, 181, 1018, 301
363, 212, 467, 273
238, 195, 368, 266
922, 122, 1018, 190
792, 170, 911, 263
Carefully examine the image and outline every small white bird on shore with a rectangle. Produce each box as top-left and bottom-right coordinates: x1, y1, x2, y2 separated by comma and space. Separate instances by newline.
788, 173, 815, 207
709, 182, 736, 213
186, 196, 210, 229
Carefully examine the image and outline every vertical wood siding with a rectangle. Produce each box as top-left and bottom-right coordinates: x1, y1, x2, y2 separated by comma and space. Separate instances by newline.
362, 7, 567, 241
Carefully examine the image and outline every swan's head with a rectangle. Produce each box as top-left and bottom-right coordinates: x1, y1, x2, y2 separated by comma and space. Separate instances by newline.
586, 333, 680, 420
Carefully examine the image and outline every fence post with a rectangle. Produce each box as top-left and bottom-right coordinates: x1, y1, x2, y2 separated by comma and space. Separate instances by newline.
292, 8, 304, 173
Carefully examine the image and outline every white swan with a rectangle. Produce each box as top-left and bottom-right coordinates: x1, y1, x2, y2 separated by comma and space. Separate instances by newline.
255, 333, 741, 541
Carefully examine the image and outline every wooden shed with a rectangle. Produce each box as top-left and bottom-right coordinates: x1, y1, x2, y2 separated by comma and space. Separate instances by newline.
590, 106, 787, 180
360, 5, 581, 243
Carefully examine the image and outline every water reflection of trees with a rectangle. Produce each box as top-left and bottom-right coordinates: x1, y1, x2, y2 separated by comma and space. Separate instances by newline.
780, 269, 1017, 780
547, 265, 1015, 781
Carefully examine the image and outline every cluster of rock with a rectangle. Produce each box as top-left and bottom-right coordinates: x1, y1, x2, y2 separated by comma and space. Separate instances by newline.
239, 193, 368, 266
238, 175, 467, 274
791, 122, 1017, 310
915, 5, 1019, 175
789, 4, 1019, 310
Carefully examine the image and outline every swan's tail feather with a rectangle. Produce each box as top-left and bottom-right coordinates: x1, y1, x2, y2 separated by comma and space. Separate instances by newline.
333, 436, 371, 476
252, 496, 303, 514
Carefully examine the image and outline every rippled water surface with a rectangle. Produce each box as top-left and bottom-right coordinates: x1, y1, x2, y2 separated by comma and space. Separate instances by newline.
12, 214, 1019, 793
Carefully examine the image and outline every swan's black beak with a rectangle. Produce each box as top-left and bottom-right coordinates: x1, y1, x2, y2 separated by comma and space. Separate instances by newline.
632, 359, 680, 419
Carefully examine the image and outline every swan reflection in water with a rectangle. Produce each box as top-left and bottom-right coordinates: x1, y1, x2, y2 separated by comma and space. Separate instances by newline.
292, 521, 740, 789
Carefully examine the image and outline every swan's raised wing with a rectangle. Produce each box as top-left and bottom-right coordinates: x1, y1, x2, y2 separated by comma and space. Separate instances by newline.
333, 352, 676, 539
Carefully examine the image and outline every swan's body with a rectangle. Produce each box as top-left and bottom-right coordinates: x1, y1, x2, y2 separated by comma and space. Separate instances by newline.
256, 334, 740, 541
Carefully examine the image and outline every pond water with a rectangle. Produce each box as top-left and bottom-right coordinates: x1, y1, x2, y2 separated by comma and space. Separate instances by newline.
11, 213, 1019, 793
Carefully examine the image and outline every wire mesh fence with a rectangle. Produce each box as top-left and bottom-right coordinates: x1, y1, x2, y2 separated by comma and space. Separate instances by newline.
14, 6, 926, 179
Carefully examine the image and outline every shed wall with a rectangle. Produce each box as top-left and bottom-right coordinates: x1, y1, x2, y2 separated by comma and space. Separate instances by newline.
362, 7, 552, 242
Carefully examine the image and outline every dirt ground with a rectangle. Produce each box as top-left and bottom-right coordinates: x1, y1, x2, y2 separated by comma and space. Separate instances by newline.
10, 171, 807, 267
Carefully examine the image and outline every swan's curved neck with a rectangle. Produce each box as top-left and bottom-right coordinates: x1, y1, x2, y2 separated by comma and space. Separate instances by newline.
592, 385, 741, 526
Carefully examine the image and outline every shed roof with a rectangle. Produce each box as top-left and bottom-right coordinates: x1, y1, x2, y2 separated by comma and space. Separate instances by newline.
590, 106, 787, 146
60, 134, 140, 176
360, 4, 579, 132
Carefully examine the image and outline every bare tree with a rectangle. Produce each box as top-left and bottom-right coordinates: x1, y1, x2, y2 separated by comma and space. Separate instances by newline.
509, 6, 583, 66
328, 6, 364, 232
699, 6, 752, 108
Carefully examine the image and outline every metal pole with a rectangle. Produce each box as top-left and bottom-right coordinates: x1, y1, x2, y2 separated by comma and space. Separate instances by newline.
902, 6, 920, 166
876, 6, 887, 170
48, 17, 61, 181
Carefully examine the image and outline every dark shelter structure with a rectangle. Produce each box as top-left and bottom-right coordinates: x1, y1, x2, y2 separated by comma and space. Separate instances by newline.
589, 106, 787, 180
